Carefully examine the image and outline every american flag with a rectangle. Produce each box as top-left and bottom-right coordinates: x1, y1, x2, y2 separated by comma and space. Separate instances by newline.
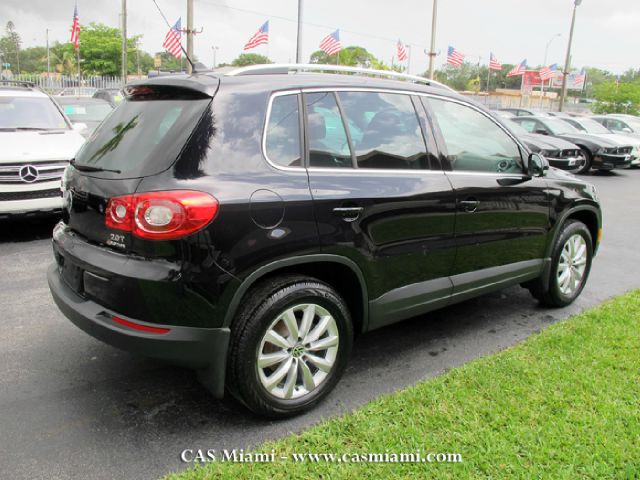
163, 18, 183, 59
489, 52, 502, 71
447, 46, 465, 66
397, 40, 408, 62
507, 59, 527, 77
320, 30, 342, 56
573, 68, 586, 87
70, 4, 80, 49
244, 21, 269, 51
539, 63, 558, 81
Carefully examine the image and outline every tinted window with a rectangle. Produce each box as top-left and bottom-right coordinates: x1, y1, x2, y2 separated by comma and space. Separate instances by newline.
305, 92, 352, 168
429, 98, 523, 173
265, 94, 302, 168
74, 97, 210, 177
0, 96, 68, 130
338, 92, 428, 169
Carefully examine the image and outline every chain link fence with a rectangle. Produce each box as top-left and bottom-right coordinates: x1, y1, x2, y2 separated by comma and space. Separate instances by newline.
0, 73, 124, 94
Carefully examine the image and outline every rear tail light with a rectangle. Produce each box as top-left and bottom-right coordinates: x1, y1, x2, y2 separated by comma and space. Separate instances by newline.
105, 190, 218, 240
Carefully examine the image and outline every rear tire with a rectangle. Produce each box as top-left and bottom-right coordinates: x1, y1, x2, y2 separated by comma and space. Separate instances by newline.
226, 275, 353, 418
575, 148, 592, 175
526, 220, 593, 307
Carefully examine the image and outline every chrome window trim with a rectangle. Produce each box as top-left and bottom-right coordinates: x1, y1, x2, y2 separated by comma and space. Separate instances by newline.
262, 87, 530, 175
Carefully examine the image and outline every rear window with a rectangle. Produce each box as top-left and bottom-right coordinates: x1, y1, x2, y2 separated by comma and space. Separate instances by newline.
74, 97, 210, 178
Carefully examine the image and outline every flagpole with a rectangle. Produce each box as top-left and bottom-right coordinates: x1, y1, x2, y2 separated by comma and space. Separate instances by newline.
486, 65, 490, 94
76, 45, 81, 86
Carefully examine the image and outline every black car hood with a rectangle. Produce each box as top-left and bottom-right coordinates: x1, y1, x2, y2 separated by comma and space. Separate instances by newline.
528, 134, 579, 150
556, 132, 619, 148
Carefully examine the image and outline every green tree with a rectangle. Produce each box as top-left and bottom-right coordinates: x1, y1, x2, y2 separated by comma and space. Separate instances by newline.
592, 80, 640, 115
230, 53, 272, 67
0, 21, 22, 73
309, 46, 375, 67
15, 46, 47, 73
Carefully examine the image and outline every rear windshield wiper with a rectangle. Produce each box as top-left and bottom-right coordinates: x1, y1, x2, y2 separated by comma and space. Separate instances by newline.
70, 159, 121, 174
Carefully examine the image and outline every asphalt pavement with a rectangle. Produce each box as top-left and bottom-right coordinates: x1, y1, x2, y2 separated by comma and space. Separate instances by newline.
0, 170, 638, 480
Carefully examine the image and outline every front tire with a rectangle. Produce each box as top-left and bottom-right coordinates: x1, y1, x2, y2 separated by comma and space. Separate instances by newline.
526, 220, 593, 307
226, 275, 353, 418
575, 148, 592, 175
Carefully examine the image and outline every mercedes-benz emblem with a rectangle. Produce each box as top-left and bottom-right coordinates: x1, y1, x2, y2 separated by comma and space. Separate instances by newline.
19, 165, 39, 183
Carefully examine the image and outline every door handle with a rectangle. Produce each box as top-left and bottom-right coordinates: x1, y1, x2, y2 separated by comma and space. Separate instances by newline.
459, 198, 479, 213
332, 206, 363, 222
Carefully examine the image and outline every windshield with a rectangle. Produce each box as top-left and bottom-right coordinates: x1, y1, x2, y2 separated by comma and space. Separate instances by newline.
62, 102, 113, 122
617, 117, 640, 130
574, 118, 611, 134
0, 96, 69, 130
74, 97, 210, 177
545, 118, 581, 135
505, 119, 530, 136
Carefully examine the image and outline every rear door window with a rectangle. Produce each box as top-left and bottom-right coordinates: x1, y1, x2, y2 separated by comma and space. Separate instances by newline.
74, 96, 211, 178
304, 92, 353, 168
338, 91, 429, 170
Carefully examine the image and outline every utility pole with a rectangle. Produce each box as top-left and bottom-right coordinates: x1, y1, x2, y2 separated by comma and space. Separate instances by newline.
296, 0, 304, 63
559, 0, 581, 112
46, 29, 51, 87
187, 0, 194, 73
427, 0, 438, 79
121, 0, 127, 82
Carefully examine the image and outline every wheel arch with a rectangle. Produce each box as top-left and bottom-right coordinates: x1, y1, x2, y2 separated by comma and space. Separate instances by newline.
222, 255, 369, 334
546, 204, 601, 259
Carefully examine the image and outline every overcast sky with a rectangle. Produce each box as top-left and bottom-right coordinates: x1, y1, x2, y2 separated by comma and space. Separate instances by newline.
0, 0, 637, 74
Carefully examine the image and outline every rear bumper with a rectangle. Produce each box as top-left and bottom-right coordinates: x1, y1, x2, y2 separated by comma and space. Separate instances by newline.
47, 263, 230, 397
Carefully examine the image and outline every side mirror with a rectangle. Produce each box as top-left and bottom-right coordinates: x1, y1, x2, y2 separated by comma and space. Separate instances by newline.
534, 129, 549, 135
528, 153, 549, 177
622, 127, 633, 133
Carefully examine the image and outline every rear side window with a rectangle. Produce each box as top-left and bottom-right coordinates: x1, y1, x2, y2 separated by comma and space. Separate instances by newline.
305, 92, 352, 168
265, 94, 302, 168
74, 97, 210, 178
338, 92, 428, 169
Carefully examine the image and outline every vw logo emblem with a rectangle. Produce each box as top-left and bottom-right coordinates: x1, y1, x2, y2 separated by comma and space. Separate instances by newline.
19, 165, 39, 183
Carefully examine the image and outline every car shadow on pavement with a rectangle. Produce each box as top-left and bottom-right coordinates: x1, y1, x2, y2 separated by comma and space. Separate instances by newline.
0, 216, 59, 242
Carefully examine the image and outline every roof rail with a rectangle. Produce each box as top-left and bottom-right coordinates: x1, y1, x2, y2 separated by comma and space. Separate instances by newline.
0, 79, 37, 89
226, 64, 456, 93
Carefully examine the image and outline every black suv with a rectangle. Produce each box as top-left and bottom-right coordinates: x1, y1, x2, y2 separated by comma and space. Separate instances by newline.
48, 65, 602, 417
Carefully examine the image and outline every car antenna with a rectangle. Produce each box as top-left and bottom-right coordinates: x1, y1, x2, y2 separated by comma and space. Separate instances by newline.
152, 0, 196, 74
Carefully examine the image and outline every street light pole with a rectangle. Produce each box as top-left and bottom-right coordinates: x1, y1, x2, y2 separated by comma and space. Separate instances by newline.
559, 0, 582, 112
296, 0, 304, 63
46, 28, 51, 87
121, 0, 127, 82
212, 45, 218, 69
427, 0, 438, 79
541, 33, 561, 108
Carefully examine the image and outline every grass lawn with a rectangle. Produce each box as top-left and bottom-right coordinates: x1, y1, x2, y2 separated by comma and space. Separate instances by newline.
166, 290, 640, 480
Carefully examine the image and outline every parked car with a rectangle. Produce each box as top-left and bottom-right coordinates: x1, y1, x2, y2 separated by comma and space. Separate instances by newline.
591, 114, 640, 136
511, 115, 632, 173
55, 97, 114, 138
93, 88, 124, 108
48, 65, 602, 417
499, 107, 550, 117
56, 87, 99, 97
557, 116, 640, 168
0, 80, 86, 218
503, 118, 585, 172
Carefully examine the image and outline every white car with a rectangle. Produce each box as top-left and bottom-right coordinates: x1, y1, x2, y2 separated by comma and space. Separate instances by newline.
0, 81, 86, 216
